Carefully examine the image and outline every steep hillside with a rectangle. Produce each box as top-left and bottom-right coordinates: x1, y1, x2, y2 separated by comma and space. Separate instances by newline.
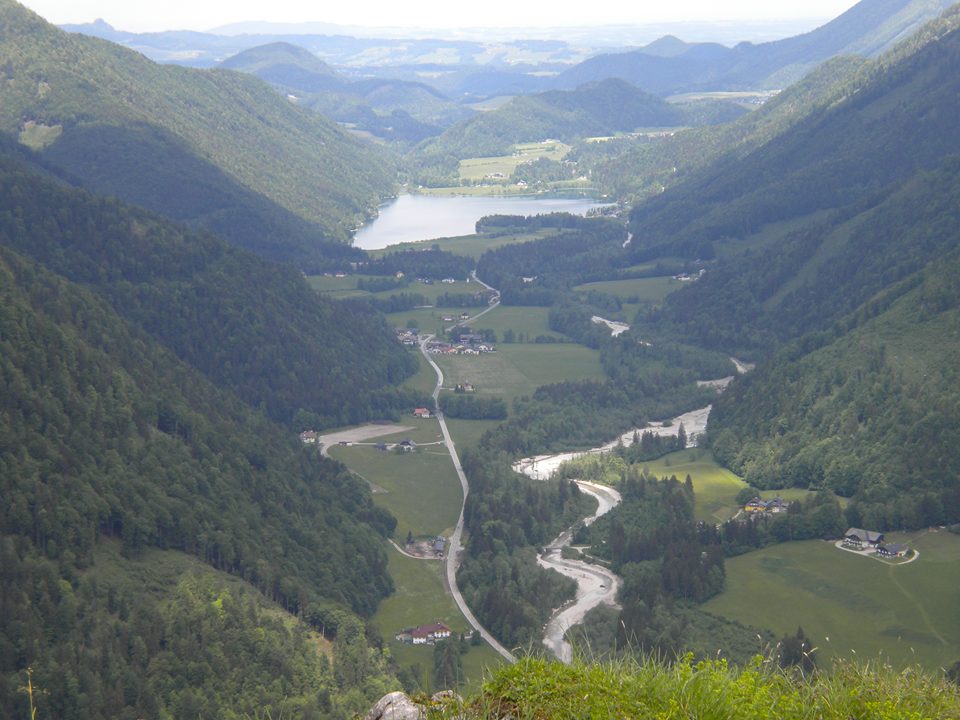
709, 251, 960, 529
0, 146, 418, 427
0, 0, 396, 267
613, 9, 960, 528
556, 0, 955, 92
627, 6, 960, 270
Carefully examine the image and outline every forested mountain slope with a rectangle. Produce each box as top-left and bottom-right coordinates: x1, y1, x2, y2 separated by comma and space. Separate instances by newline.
0, 0, 396, 268
0, 241, 399, 715
0, 147, 418, 426
629, 6, 960, 352
416, 78, 745, 163
709, 252, 960, 529
221, 42, 471, 142
608, 9, 960, 529
556, 0, 955, 92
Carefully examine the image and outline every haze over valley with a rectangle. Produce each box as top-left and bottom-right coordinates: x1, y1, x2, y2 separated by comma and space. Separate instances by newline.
2, 0, 960, 717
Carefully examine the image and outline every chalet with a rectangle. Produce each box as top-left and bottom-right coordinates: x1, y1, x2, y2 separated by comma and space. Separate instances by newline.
409, 622, 451, 645
844, 528, 885, 548
413, 407, 432, 419
877, 543, 909, 558
299, 430, 318, 444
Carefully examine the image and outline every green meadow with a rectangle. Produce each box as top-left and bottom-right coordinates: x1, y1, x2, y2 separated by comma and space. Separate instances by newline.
704, 530, 960, 670
457, 142, 571, 182
371, 551, 503, 693
329, 442, 461, 542
368, 229, 553, 260
574, 276, 682, 304
434, 343, 604, 409
469, 305, 566, 341
641, 449, 748, 523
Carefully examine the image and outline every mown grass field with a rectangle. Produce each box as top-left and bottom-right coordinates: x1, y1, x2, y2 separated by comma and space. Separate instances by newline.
403, 352, 439, 397
329, 443, 460, 542
468, 306, 566, 341
368, 229, 554, 260
434, 343, 604, 409
704, 530, 960, 670
457, 142, 571, 182
574, 276, 682, 304
371, 551, 503, 693
642, 449, 747, 523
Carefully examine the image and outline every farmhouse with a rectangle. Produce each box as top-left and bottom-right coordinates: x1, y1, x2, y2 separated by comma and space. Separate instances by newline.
876, 543, 909, 558
396, 621, 452, 645
413, 407, 432, 419
299, 430, 318, 444
843, 527, 885, 548
743, 496, 791, 514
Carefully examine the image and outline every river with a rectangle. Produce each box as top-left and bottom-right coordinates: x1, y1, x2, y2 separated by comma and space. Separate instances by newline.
352, 194, 611, 250
520, 357, 753, 662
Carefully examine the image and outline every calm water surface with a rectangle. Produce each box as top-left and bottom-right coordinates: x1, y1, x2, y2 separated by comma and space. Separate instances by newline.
352, 194, 609, 250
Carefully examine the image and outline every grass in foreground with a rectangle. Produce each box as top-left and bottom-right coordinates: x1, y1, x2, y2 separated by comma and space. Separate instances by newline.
424, 654, 960, 719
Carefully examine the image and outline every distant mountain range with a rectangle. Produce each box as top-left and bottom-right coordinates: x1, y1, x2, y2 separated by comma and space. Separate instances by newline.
220, 42, 473, 143
556, 0, 957, 91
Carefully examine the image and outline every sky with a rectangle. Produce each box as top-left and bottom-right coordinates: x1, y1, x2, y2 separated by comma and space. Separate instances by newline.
19, 0, 861, 33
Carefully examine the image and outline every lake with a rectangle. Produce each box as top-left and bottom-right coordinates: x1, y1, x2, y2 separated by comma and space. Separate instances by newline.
352, 194, 610, 250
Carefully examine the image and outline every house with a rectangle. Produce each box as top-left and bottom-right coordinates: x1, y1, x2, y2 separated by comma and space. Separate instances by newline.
744, 497, 766, 513
844, 528, 885, 548
399, 439, 417, 452
441, 278, 456, 284
299, 430, 318, 444
409, 622, 452, 645
413, 407, 432, 419
876, 543, 909, 558
766, 497, 790, 514
434, 537, 445, 556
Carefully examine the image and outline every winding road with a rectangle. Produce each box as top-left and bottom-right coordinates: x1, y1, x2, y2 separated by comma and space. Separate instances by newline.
418, 277, 518, 663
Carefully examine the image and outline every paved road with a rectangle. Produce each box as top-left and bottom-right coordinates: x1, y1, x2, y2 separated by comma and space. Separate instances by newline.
418, 280, 517, 663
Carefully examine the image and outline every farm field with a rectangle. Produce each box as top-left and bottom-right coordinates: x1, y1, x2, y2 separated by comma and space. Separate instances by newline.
468, 306, 566, 341
329, 440, 461, 543
457, 142, 571, 182
369, 229, 553, 260
642, 449, 747, 523
442, 417, 500, 451
371, 550, 503, 693
574, 276, 682, 304
402, 352, 440, 397
703, 531, 960, 670
434, 343, 604, 409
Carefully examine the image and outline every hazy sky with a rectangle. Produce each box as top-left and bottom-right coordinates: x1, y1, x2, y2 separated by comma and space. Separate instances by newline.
19, 0, 860, 33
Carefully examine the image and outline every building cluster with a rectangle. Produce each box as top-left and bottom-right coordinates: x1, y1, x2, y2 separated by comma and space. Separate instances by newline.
842, 528, 910, 558
395, 328, 420, 347
742, 496, 791, 514
426, 338, 496, 356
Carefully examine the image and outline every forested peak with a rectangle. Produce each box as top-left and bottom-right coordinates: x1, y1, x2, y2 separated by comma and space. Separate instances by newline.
221, 40, 340, 76
0, 0, 397, 265
0, 0, 48, 36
